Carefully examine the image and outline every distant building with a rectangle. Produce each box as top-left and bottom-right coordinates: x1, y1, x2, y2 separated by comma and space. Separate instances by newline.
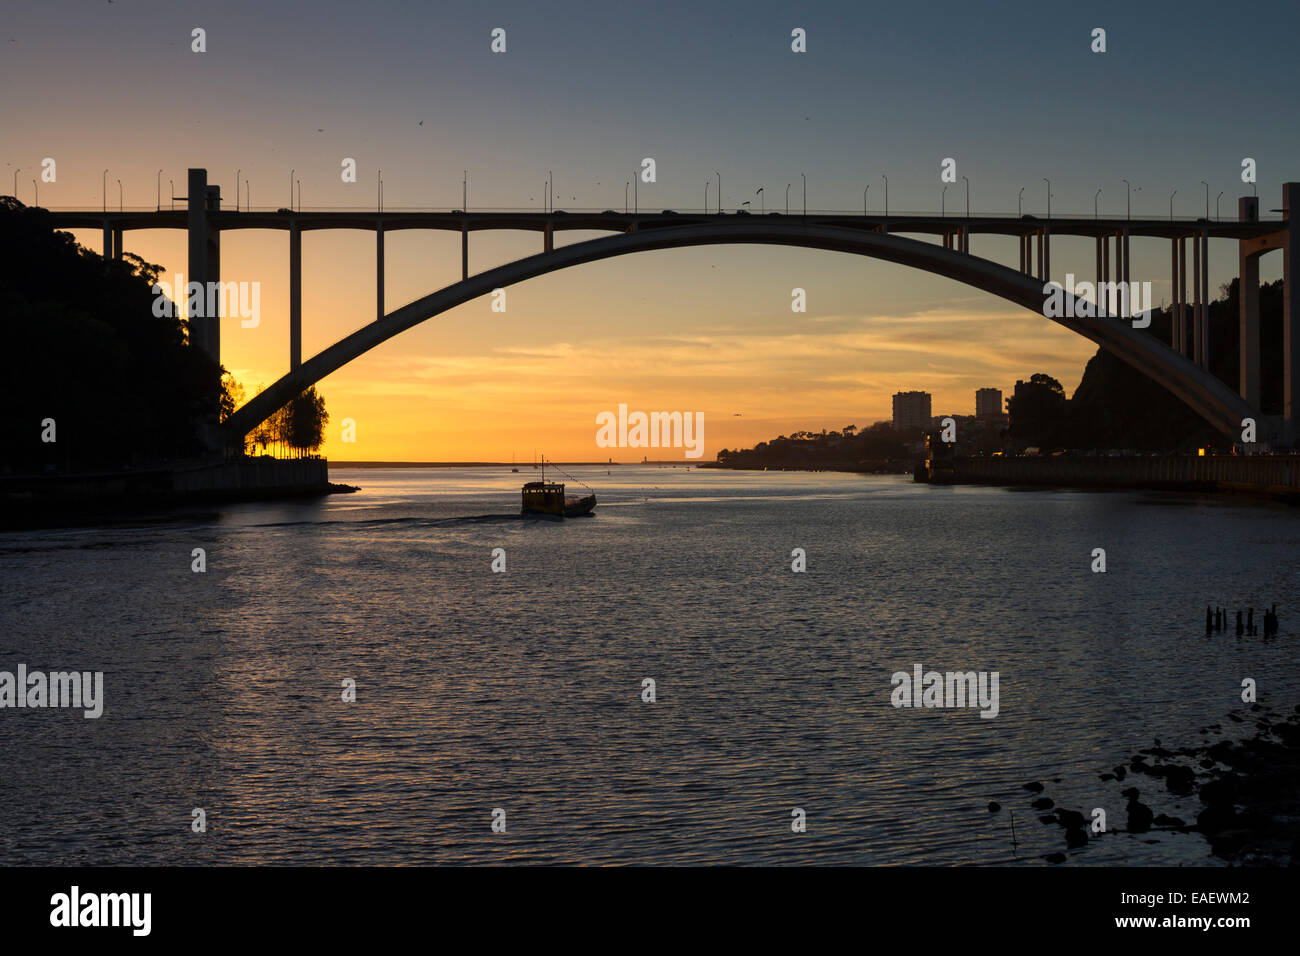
975, 387, 1004, 425
892, 390, 932, 431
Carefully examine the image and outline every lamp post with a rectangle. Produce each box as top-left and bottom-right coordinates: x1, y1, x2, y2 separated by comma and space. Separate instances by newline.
1216, 191, 1223, 221
547, 170, 552, 213
12, 167, 19, 198
1094, 188, 1101, 219
757, 187, 764, 214
863, 184, 869, 215
297, 178, 301, 211
785, 183, 790, 215
942, 183, 948, 217
462, 170, 467, 212
236, 169, 241, 211
1170, 189, 1177, 220
633, 169, 637, 214
156, 169, 163, 211
32, 179, 37, 207
117, 178, 123, 212
882, 174, 888, 218
245, 179, 250, 210
1018, 186, 1024, 217
1122, 179, 1133, 220
169, 179, 174, 211
703, 182, 708, 214
716, 172, 721, 214
801, 172, 806, 216
625, 181, 629, 214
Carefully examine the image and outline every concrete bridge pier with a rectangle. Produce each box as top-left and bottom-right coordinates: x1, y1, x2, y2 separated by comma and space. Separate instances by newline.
1191, 231, 1206, 366
1171, 235, 1184, 354
376, 222, 385, 322
461, 222, 469, 279
1284, 183, 1300, 443
186, 168, 221, 363
1239, 196, 1261, 409
289, 222, 302, 369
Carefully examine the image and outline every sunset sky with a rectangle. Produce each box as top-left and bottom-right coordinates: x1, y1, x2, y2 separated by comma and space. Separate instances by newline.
4, 0, 1297, 460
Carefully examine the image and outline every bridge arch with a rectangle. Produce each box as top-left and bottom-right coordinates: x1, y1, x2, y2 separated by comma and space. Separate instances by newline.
222, 220, 1254, 445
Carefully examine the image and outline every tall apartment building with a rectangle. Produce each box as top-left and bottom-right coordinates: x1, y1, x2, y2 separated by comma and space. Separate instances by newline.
892, 390, 932, 431
975, 387, 1004, 424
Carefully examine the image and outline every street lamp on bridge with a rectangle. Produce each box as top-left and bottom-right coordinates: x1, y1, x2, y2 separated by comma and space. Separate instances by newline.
1216, 191, 1224, 220
1018, 186, 1024, 217
116, 178, 122, 212
169, 179, 174, 211
716, 171, 721, 214
290, 169, 295, 211
32, 179, 37, 207
1095, 188, 1102, 219
941, 183, 948, 217
1122, 179, 1136, 220
881, 174, 888, 218
862, 184, 869, 216
12, 167, 19, 199
757, 186, 764, 214
1170, 188, 1177, 220
156, 169, 163, 212
785, 182, 790, 215
702, 181, 707, 215
236, 169, 241, 211
801, 172, 806, 216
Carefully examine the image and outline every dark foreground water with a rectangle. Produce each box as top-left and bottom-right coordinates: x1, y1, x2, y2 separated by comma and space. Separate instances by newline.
1, 467, 1297, 865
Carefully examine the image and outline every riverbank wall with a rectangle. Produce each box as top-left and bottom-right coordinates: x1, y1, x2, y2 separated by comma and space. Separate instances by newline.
933, 455, 1300, 501
1, 457, 349, 528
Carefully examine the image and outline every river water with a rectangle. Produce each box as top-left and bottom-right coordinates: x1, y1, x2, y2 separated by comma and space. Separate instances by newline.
2, 467, 1297, 865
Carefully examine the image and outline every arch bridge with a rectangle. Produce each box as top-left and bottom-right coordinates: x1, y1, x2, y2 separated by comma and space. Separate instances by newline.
46, 169, 1300, 447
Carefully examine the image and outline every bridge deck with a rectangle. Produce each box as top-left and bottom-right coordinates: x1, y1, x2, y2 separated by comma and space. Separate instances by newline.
44, 209, 1286, 240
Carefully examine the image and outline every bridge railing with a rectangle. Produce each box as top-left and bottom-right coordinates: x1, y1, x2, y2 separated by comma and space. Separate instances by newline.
21, 200, 1287, 222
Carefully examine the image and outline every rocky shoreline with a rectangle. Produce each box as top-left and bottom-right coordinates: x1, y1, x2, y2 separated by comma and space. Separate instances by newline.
993, 701, 1300, 865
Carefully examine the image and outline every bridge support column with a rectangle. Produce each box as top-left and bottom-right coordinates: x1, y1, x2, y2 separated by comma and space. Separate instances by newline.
1171, 236, 1183, 353
1283, 182, 1300, 443
1239, 196, 1260, 409
112, 227, 122, 260
102, 224, 111, 258
1096, 235, 1104, 298
1041, 226, 1051, 283
376, 223, 385, 321
186, 168, 221, 364
544, 222, 553, 253
461, 222, 469, 280
1200, 230, 1210, 367
1192, 231, 1203, 366
289, 222, 302, 370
